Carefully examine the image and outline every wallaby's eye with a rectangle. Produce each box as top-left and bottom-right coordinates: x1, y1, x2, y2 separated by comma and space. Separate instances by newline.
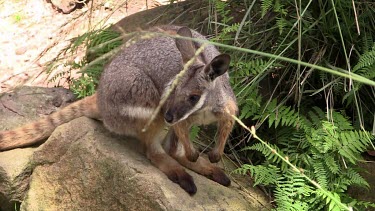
188, 95, 201, 104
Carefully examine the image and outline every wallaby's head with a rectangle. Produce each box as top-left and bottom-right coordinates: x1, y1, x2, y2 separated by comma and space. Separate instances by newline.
163, 27, 231, 125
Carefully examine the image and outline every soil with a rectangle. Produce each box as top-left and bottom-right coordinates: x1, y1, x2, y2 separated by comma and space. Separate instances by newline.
0, 0, 166, 93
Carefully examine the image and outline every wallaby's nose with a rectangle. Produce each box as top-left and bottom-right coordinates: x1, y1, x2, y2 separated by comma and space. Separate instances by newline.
164, 110, 174, 124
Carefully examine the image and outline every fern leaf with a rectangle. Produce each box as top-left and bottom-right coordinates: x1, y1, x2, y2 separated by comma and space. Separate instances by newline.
261, 0, 274, 18
243, 143, 284, 164
312, 161, 328, 189
234, 164, 280, 186
276, 17, 288, 34
353, 43, 375, 72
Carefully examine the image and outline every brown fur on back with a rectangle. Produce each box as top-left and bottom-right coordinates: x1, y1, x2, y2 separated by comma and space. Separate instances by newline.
0, 94, 100, 151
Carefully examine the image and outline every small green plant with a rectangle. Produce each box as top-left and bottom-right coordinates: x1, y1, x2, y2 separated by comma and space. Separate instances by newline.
12, 12, 23, 23
48, 28, 122, 98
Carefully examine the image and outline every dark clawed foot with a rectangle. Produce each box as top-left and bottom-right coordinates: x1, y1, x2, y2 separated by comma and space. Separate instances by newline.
187, 149, 199, 162
208, 150, 221, 163
211, 168, 231, 186
167, 170, 197, 195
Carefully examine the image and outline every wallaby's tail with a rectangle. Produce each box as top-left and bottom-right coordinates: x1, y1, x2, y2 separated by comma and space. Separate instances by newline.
0, 94, 100, 151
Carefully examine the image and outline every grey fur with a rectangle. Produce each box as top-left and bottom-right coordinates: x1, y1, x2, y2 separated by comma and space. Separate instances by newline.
97, 25, 237, 140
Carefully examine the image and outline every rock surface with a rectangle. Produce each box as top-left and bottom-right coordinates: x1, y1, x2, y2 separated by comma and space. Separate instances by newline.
0, 86, 76, 211
0, 87, 270, 210
110, 0, 209, 33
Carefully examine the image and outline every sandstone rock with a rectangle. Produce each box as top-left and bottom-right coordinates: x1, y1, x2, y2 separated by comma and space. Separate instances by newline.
15, 47, 27, 55
0, 148, 34, 211
20, 117, 269, 210
110, 0, 209, 33
0, 86, 76, 211
0, 86, 75, 131
50, 0, 77, 14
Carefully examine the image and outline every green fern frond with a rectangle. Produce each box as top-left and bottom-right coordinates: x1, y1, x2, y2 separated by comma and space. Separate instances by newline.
331, 111, 353, 131
312, 161, 328, 189
234, 164, 280, 186
276, 17, 288, 34
222, 23, 241, 34
273, 0, 287, 15
348, 198, 375, 210
273, 170, 312, 211
243, 142, 285, 164
315, 190, 343, 211
234, 59, 279, 77
353, 43, 375, 72
344, 168, 369, 188
238, 86, 262, 119
261, 0, 274, 18
323, 155, 340, 174
254, 99, 302, 129
306, 107, 326, 128
361, 34, 374, 53
338, 130, 373, 164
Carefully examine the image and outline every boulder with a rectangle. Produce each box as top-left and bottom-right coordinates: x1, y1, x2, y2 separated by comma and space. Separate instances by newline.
0, 87, 270, 210
0, 86, 75, 211
110, 0, 209, 33
0, 86, 75, 131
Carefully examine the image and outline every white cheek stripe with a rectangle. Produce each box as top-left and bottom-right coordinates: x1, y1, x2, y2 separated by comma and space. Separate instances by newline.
121, 106, 155, 119
177, 92, 208, 123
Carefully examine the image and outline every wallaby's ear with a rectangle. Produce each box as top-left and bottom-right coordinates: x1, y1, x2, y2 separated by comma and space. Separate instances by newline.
205, 54, 231, 81
176, 27, 196, 63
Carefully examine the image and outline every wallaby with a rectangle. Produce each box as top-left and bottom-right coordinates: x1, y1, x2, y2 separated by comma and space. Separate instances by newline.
0, 25, 238, 195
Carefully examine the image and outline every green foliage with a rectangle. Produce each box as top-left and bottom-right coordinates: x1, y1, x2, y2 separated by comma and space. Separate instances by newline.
261, 0, 288, 33
48, 28, 122, 98
72, 29, 122, 98
353, 43, 375, 72
273, 170, 313, 211
210, 0, 375, 208
12, 12, 23, 23
189, 125, 201, 141
237, 106, 373, 210
237, 85, 262, 120
234, 164, 280, 186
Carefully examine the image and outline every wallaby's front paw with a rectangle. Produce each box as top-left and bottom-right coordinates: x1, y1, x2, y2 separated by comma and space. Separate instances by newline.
208, 150, 221, 163
167, 170, 197, 195
186, 149, 199, 162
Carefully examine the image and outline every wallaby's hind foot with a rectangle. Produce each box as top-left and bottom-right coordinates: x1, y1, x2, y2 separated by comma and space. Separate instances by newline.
141, 120, 197, 195
166, 166, 197, 195
147, 150, 197, 195
177, 154, 231, 187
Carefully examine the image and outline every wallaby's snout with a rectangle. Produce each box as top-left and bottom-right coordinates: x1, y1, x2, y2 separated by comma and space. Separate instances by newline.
164, 102, 194, 125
